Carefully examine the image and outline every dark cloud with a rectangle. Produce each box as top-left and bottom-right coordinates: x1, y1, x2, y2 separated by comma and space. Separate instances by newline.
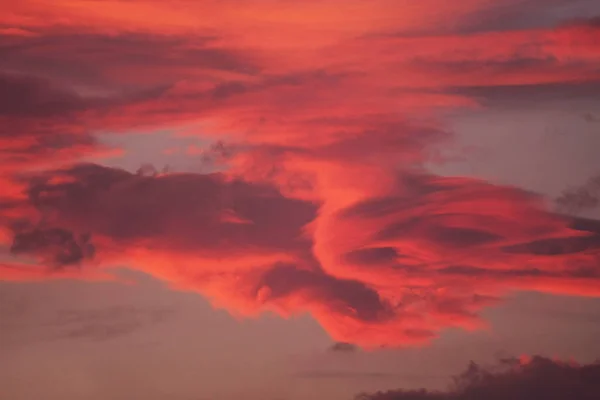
502, 235, 600, 257
413, 57, 553, 76
343, 247, 399, 266
10, 227, 94, 268
0, 32, 259, 87
446, 82, 600, 108
0, 72, 90, 118
17, 163, 317, 254
376, 222, 502, 248
0, 71, 176, 177
561, 15, 600, 29
556, 175, 600, 214
258, 265, 394, 323
356, 356, 600, 400
384, 1, 600, 36
570, 216, 600, 234
0, 72, 97, 165
407, 56, 600, 95
329, 342, 359, 353
449, 1, 600, 34
0, 71, 170, 121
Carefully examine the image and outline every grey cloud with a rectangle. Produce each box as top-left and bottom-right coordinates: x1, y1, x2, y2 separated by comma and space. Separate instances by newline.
382, 1, 600, 36
329, 342, 359, 353
0, 72, 89, 118
10, 227, 95, 268
446, 82, 600, 108
258, 265, 395, 324
556, 175, 600, 214
343, 247, 399, 266
0, 32, 259, 87
448, 1, 600, 34
356, 356, 600, 400
7, 163, 317, 267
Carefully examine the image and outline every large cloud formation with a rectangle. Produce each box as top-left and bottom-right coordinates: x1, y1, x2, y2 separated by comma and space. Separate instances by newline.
1, 0, 599, 347
357, 356, 600, 400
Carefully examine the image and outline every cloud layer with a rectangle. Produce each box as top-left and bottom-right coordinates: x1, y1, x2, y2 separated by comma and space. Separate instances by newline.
1, 0, 599, 347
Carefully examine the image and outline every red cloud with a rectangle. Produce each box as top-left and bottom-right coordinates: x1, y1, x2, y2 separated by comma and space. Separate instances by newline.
2, 164, 599, 347
313, 173, 600, 341
1, 1, 600, 348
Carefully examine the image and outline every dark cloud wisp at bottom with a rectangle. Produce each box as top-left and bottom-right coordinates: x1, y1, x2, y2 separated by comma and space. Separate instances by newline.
356, 356, 600, 400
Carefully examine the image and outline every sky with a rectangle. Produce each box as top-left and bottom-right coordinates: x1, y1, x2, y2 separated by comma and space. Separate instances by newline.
1, 1, 600, 399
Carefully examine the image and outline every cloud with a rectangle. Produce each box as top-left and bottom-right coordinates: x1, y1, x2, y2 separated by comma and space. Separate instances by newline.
2, 163, 599, 347
556, 175, 600, 213
432, 1, 600, 35
356, 356, 600, 400
10, 228, 95, 268
0, 70, 173, 188
446, 81, 600, 108
0, 32, 258, 88
315, 171, 600, 285
1, 1, 600, 349
19, 163, 316, 253
0, 72, 91, 117
329, 342, 359, 353
0, 72, 99, 167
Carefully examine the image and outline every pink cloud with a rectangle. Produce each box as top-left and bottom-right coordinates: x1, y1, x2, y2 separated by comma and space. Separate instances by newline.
1, 1, 600, 348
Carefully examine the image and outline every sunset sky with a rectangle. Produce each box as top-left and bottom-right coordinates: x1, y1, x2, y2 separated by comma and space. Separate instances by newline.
1, 1, 600, 399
